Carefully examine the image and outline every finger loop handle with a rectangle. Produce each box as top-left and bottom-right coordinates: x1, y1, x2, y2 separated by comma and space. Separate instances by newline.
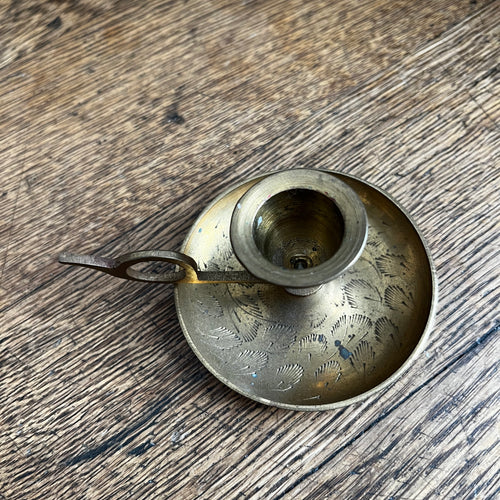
58, 250, 199, 284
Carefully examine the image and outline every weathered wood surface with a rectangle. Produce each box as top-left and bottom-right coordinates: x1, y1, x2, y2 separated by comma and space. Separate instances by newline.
1, 1, 499, 498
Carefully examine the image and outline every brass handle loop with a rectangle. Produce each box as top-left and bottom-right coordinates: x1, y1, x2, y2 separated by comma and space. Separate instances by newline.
58, 250, 199, 284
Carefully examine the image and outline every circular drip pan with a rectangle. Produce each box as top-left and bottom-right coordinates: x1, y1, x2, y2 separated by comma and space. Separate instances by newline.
175, 171, 437, 410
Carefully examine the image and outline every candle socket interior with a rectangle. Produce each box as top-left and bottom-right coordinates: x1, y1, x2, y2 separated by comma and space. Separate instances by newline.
253, 189, 345, 271
230, 170, 368, 294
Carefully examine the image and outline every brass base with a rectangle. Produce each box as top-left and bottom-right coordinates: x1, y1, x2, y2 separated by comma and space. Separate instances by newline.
175, 172, 436, 410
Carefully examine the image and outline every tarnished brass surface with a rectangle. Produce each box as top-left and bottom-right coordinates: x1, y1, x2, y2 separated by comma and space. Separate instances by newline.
175, 171, 436, 410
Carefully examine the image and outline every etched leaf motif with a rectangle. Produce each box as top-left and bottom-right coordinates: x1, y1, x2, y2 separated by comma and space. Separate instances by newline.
375, 317, 401, 346
226, 349, 269, 375
384, 285, 414, 312
262, 323, 296, 353
366, 239, 382, 249
200, 326, 242, 350
314, 360, 342, 384
236, 319, 260, 342
366, 233, 383, 249
234, 291, 264, 318
344, 279, 382, 308
270, 364, 304, 391
375, 253, 408, 278
331, 314, 372, 344
257, 288, 276, 309
350, 340, 376, 375
211, 244, 234, 268
306, 312, 328, 329
195, 293, 223, 318
298, 333, 328, 352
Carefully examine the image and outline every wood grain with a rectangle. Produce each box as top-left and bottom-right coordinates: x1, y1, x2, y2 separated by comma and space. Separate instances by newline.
1, 1, 499, 499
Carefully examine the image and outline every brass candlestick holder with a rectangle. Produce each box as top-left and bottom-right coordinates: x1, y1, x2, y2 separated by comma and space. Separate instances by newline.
60, 169, 437, 410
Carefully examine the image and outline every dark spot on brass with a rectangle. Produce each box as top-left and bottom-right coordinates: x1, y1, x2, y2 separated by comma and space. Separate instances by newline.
335, 340, 353, 360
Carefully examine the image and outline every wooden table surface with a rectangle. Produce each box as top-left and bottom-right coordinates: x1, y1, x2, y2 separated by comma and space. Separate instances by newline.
1, 1, 498, 498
